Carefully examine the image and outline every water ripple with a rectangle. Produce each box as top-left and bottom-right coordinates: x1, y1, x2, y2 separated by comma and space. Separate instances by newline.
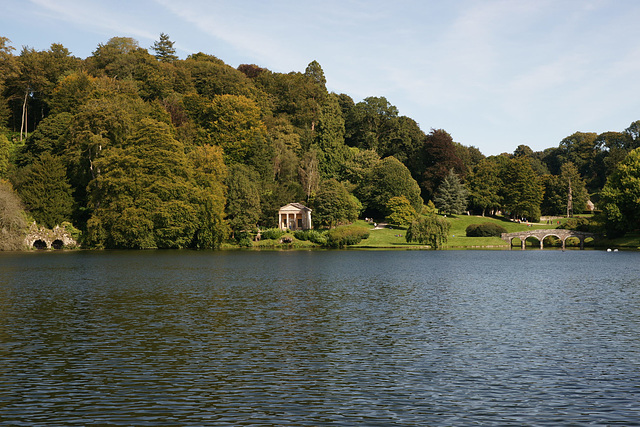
1, 250, 640, 425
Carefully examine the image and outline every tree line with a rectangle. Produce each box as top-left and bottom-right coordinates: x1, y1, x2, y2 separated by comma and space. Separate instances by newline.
0, 34, 639, 249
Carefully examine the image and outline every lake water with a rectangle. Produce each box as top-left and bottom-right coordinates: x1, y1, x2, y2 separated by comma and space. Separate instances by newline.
1, 249, 640, 425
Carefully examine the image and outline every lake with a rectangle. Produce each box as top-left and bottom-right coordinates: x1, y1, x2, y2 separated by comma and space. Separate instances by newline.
1, 249, 639, 425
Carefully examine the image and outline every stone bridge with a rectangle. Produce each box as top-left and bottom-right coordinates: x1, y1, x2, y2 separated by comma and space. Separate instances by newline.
501, 229, 596, 250
24, 222, 78, 250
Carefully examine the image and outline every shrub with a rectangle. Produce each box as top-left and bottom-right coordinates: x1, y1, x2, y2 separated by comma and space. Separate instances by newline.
261, 228, 284, 240
61, 221, 82, 244
237, 237, 253, 247
293, 229, 327, 244
325, 225, 370, 248
466, 222, 508, 237
558, 217, 595, 232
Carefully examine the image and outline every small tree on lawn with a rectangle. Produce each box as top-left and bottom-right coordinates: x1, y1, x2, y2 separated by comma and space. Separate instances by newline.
385, 196, 417, 227
433, 169, 467, 215
405, 213, 450, 249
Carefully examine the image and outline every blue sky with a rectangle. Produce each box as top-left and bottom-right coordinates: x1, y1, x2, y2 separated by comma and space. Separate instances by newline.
3, 0, 640, 156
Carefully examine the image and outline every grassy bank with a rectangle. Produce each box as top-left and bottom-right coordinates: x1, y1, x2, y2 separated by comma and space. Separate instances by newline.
235, 214, 639, 250
354, 215, 555, 249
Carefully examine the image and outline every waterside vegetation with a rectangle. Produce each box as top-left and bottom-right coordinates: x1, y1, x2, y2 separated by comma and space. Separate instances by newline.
1, 33, 639, 251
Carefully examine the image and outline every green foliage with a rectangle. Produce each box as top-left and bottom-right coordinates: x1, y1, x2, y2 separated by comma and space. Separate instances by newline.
600, 148, 640, 237
406, 214, 450, 249
419, 129, 465, 201
557, 217, 595, 233
189, 94, 268, 164
312, 179, 360, 228
226, 164, 261, 233
237, 237, 253, 247
17, 112, 72, 165
542, 162, 589, 216
293, 229, 326, 244
181, 53, 255, 99
558, 131, 600, 188
357, 156, 422, 218
346, 96, 398, 153
465, 222, 508, 237
261, 228, 284, 240
16, 153, 74, 228
151, 33, 178, 62
314, 93, 348, 179
433, 169, 467, 215
501, 157, 544, 222
467, 158, 502, 216
87, 118, 227, 249
4, 33, 640, 251
61, 221, 82, 243
0, 133, 10, 178
0, 180, 27, 250
325, 225, 369, 248
49, 71, 95, 114
385, 196, 417, 226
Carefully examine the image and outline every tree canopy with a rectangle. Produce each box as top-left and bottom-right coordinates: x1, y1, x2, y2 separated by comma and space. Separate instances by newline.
1, 33, 639, 249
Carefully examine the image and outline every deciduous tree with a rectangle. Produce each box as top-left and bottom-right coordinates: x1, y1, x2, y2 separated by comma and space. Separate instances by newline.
467, 158, 502, 216
356, 156, 423, 218
501, 157, 544, 222
226, 164, 261, 234
405, 213, 450, 249
312, 179, 360, 228
87, 118, 220, 249
385, 196, 417, 227
419, 128, 465, 201
600, 148, 640, 237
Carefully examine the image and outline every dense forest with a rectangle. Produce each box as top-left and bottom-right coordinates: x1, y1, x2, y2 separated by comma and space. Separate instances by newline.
1, 34, 639, 249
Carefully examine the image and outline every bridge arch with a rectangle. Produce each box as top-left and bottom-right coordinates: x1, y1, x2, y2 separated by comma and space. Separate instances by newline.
51, 239, 64, 250
502, 229, 595, 250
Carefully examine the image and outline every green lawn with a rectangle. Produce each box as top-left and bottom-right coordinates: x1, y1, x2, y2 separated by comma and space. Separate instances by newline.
446, 214, 553, 248
354, 215, 577, 249
352, 220, 424, 248
238, 214, 639, 250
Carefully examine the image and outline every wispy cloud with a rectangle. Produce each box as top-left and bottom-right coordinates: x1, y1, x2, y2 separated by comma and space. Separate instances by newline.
26, 0, 159, 46
4, 0, 640, 154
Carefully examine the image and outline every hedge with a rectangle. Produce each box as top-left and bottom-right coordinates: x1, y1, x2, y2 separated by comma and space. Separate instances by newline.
465, 222, 508, 237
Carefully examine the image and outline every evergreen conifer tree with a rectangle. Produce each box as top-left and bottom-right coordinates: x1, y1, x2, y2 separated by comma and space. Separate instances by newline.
151, 33, 178, 62
433, 169, 467, 215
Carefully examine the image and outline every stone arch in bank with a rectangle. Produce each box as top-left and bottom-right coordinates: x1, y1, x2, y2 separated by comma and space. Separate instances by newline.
24, 223, 78, 250
33, 239, 48, 250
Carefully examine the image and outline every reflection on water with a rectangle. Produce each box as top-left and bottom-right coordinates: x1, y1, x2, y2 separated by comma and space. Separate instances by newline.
1, 250, 640, 425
